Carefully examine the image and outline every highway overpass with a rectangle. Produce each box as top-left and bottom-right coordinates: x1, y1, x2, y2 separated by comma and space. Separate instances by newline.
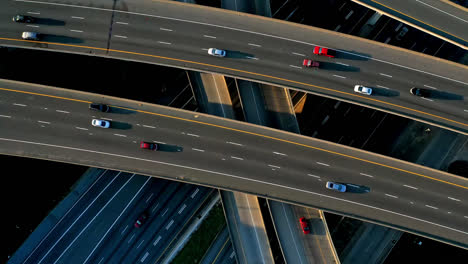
351, 0, 468, 50
1, 79, 467, 249
1, 0, 467, 134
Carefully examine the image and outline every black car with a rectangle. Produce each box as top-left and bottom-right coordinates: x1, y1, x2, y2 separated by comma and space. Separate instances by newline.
13, 15, 35, 23
89, 103, 110, 112
410, 87, 431, 97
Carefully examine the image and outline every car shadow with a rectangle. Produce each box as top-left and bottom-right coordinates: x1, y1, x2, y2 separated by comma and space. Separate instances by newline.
157, 144, 183, 152
41, 34, 83, 44
429, 90, 464, 100
345, 183, 370, 193
34, 18, 66, 26
226, 50, 255, 59
371, 87, 400, 97
319, 62, 360, 72
109, 121, 132, 130
108, 107, 137, 115
336, 51, 371, 61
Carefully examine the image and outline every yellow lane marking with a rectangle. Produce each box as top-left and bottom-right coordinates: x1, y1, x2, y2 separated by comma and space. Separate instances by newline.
1, 36, 467, 127
369, 0, 467, 43
1, 86, 467, 190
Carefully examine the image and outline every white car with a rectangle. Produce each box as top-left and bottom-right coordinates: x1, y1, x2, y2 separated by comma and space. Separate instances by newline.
92, 119, 110, 128
354, 85, 372, 95
326, 181, 346, 192
208, 48, 226, 57
22, 32, 39, 40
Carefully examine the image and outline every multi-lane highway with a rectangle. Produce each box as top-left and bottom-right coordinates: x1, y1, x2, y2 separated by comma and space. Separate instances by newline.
352, 0, 468, 50
1, 79, 467, 248
1, 0, 467, 134
16, 169, 212, 264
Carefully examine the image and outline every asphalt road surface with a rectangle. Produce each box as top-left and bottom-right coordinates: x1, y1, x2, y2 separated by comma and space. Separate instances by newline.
352, 0, 468, 49
16, 169, 211, 264
0, 0, 467, 134
1, 79, 467, 249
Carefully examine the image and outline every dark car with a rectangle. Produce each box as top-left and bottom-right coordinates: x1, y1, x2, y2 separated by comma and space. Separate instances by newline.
299, 217, 310, 234
410, 87, 431, 97
134, 212, 148, 228
140, 141, 158, 151
13, 15, 35, 23
313, 46, 336, 58
89, 103, 110, 112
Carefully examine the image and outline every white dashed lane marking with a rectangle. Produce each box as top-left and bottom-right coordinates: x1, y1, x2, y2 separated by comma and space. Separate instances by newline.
0, 115, 11, 118
385, 194, 398, 198
192, 148, 205, 152
114, 35, 127, 39
448, 197, 460, 202
231, 156, 244, 160
56, 110, 70, 114
360, 173, 374, 178
203, 35, 216, 39
289, 65, 302, 69
273, 152, 287, 156
425, 205, 438, 210
116, 21, 128, 25
71, 16, 84, 19
75, 127, 88, 131
379, 73, 392, 78
292, 52, 305, 56
38, 121, 50, 124
403, 185, 418, 190
226, 141, 243, 146
160, 27, 173, 31
248, 43, 261, 47
316, 162, 330, 167
307, 174, 320, 178
13, 103, 27, 107
333, 75, 346, 79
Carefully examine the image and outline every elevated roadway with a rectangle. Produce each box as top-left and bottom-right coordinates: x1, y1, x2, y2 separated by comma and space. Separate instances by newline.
1, 0, 467, 134
352, 0, 468, 50
1, 79, 467, 249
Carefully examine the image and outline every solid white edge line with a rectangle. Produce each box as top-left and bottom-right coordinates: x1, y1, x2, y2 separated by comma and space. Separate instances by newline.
2, 136, 468, 236
316, 162, 330, 166
333, 74, 346, 79
379, 73, 393, 78
192, 148, 205, 152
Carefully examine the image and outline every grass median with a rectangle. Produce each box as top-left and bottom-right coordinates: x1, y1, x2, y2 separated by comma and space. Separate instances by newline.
172, 203, 226, 264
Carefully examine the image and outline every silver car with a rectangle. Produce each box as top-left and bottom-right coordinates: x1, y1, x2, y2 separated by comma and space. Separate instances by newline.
22, 32, 39, 40
92, 119, 110, 128
208, 48, 226, 57
354, 85, 372, 95
326, 181, 346, 192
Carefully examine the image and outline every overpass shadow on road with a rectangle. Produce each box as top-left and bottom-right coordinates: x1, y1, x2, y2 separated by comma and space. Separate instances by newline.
108, 107, 137, 115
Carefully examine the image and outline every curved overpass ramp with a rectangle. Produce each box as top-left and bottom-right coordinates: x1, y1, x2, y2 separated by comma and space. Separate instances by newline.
1, 79, 467, 249
352, 0, 468, 50
1, 0, 468, 134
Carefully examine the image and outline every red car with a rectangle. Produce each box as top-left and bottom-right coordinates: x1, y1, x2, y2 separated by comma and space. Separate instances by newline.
140, 141, 158, 150
134, 212, 148, 228
303, 59, 320, 68
313, 46, 336, 58
299, 217, 310, 234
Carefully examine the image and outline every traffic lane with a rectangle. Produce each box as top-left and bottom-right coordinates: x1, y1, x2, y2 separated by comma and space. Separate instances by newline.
110, 9, 467, 94
117, 184, 197, 263
90, 180, 183, 264
1, 85, 467, 197
6, 0, 468, 84
1, 131, 467, 248
133, 187, 213, 264
23, 172, 136, 264
352, 0, 468, 48
3, 110, 466, 233
21, 170, 117, 264
54, 174, 150, 264
1, 84, 467, 194
81, 177, 169, 264
1, 1, 112, 44
104, 40, 468, 133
